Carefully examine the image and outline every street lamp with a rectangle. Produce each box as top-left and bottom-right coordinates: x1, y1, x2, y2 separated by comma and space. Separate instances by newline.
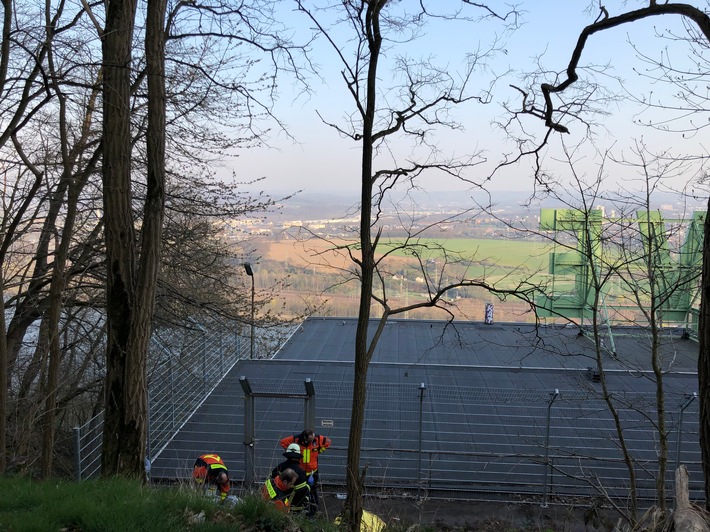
244, 263, 255, 359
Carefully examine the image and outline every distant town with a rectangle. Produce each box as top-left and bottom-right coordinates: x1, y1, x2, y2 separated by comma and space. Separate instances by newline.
225, 189, 707, 241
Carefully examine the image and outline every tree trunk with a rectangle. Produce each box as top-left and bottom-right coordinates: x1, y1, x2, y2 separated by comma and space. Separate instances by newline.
699, 195, 710, 510
100, 0, 141, 477
100, 0, 166, 478
0, 0, 13, 476
343, 2, 385, 529
650, 313, 668, 509
132, 0, 167, 473
0, 276, 6, 474
40, 50, 100, 479
674, 465, 710, 532
343, 108, 375, 532
41, 179, 84, 477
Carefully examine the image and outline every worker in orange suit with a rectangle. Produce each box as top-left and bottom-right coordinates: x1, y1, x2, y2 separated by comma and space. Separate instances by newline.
192, 453, 230, 501
262, 468, 298, 512
279, 429, 331, 514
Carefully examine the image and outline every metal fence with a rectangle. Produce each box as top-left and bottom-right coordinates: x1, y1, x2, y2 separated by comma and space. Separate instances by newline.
73, 411, 104, 481
73, 322, 251, 480
148, 371, 702, 506
73, 319, 702, 506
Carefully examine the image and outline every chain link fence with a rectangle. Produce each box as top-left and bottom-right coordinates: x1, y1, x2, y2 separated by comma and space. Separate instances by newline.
71, 316, 701, 505
73, 321, 252, 480
148, 370, 701, 505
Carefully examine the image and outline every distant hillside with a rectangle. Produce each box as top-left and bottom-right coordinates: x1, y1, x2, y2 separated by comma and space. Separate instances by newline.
267, 189, 705, 222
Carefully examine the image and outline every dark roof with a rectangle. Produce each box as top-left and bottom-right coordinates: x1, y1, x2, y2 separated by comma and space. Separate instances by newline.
274, 317, 696, 393
280, 317, 697, 367
150, 317, 701, 503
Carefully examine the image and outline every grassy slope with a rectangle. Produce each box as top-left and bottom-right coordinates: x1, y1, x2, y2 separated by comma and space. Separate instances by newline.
0, 477, 341, 532
0, 477, 561, 531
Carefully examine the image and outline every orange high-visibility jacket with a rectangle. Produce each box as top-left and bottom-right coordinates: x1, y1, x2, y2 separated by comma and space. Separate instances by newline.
262, 476, 291, 512
192, 454, 230, 497
279, 434, 331, 475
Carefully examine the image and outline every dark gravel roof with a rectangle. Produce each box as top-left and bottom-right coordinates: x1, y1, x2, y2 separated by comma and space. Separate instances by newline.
150, 317, 700, 503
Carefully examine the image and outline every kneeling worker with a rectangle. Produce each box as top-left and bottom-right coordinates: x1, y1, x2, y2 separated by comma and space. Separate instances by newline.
192, 453, 231, 502
272, 443, 311, 514
262, 468, 298, 512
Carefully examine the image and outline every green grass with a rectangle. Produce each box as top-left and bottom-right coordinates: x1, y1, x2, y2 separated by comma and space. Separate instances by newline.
0, 477, 581, 531
0, 477, 339, 532
379, 237, 554, 290
382, 237, 552, 269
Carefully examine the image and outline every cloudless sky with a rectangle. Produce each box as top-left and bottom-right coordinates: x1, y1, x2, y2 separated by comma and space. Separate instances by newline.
231, 1, 708, 198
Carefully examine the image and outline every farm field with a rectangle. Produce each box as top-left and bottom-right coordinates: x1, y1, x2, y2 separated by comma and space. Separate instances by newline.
257, 236, 555, 322
256, 233, 683, 325
380, 237, 553, 285
263, 237, 551, 273
382, 237, 551, 266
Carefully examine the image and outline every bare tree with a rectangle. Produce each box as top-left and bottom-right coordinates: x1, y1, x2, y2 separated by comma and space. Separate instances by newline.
501, 151, 645, 521
614, 143, 704, 513
99, 0, 311, 475
99, 0, 145, 477
292, 1, 530, 528
0, 0, 304, 476
0, 0, 78, 475
488, 138, 703, 526
508, 0, 710, 510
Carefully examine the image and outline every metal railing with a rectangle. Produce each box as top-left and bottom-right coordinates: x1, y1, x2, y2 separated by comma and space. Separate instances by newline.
73, 321, 250, 480
148, 374, 701, 505
73, 411, 104, 481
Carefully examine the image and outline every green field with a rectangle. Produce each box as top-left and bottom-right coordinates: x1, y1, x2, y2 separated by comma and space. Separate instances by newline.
381, 237, 554, 287
383, 237, 550, 263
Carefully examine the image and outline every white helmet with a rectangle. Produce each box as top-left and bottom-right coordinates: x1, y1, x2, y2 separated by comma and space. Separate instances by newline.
285, 443, 302, 456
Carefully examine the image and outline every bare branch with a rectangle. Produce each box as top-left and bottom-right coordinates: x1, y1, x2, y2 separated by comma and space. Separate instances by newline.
539, 3, 710, 134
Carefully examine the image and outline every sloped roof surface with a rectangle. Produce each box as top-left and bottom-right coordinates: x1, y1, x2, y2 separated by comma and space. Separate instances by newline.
279, 317, 695, 369
274, 317, 696, 394
150, 317, 700, 502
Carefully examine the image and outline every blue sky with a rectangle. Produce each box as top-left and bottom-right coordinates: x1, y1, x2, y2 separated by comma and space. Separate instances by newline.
231, 1, 708, 197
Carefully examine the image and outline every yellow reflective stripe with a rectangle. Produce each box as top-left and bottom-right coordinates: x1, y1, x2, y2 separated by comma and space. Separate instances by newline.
287, 484, 309, 507
265, 479, 277, 499
303, 448, 311, 464
209, 463, 227, 472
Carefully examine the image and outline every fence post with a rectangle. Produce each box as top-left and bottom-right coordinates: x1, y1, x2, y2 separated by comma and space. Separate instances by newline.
170, 357, 175, 430
73, 426, 82, 481
145, 399, 151, 482
201, 329, 207, 396
240, 376, 255, 486
418, 383, 427, 499
541, 389, 559, 508
304, 379, 316, 430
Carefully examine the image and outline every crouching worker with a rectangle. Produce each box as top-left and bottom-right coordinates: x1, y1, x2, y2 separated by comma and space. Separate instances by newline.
279, 429, 331, 515
262, 468, 298, 512
192, 453, 231, 502
272, 444, 311, 514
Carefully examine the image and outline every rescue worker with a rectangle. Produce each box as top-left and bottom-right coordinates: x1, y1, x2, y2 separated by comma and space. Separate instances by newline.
272, 443, 311, 514
262, 468, 298, 512
192, 453, 230, 501
279, 429, 331, 514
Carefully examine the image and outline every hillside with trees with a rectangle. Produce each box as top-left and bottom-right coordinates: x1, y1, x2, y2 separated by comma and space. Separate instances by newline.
1, 1, 709, 531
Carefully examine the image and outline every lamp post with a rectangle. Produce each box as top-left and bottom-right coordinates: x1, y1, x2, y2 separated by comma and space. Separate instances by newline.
244, 263, 255, 359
